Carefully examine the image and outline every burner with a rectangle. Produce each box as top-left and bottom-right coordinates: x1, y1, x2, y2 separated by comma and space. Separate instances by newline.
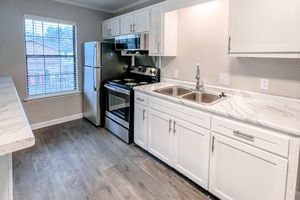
123, 78, 135, 82
139, 82, 148, 85
125, 82, 138, 87
112, 79, 121, 82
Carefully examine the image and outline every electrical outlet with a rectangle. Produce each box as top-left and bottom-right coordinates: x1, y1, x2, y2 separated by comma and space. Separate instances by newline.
219, 73, 230, 85
260, 79, 269, 90
174, 70, 179, 79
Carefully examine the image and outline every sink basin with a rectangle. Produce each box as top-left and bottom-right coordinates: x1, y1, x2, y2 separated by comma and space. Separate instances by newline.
181, 91, 225, 105
154, 86, 192, 97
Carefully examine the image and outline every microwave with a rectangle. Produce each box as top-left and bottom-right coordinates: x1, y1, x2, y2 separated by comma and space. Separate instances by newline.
115, 33, 149, 51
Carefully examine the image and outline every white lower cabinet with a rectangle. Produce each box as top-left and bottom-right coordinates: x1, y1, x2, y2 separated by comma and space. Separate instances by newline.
134, 93, 292, 200
147, 108, 173, 165
209, 132, 288, 200
134, 103, 148, 150
173, 119, 210, 189
0, 154, 12, 200
146, 106, 210, 189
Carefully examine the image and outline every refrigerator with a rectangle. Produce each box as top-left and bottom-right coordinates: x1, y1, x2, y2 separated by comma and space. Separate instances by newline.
82, 41, 130, 126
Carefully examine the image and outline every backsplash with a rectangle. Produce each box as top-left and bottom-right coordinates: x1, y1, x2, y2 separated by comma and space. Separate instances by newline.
161, 0, 300, 99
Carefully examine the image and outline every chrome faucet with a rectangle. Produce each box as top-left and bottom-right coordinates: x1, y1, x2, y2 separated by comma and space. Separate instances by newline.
195, 63, 204, 91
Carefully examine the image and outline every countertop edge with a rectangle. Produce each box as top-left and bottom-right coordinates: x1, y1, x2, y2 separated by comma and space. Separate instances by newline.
134, 85, 300, 137
0, 76, 35, 156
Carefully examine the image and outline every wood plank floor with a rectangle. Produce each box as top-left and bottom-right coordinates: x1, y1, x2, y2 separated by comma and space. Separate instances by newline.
13, 119, 215, 200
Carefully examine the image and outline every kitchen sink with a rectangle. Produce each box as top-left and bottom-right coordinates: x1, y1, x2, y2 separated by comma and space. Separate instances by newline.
154, 86, 228, 106
154, 86, 192, 97
181, 91, 225, 105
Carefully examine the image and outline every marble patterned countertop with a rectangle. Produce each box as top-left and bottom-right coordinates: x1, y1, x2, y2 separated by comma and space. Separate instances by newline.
0, 76, 35, 156
134, 78, 300, 137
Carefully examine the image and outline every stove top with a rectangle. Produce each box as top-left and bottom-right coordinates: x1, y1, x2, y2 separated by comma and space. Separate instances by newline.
107, 78, 150, 89
106, 66, 160, 90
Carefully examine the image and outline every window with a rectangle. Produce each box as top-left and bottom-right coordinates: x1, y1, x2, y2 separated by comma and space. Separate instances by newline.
24, 15, 77, 97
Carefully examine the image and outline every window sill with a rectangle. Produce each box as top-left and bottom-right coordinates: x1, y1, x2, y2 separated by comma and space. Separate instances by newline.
23, 90, 82, 102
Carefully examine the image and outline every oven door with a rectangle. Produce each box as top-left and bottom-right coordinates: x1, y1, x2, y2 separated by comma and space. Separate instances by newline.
105, 84, 130, 128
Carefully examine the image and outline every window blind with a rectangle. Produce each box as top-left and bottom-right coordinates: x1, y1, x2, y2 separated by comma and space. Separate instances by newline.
24, 16, 77, 97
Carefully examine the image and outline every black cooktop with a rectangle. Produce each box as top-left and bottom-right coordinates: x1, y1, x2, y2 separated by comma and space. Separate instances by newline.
106, 66, 160, 90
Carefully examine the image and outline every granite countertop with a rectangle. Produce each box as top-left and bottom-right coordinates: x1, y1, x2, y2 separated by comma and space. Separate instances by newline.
0, 76, 35, 156
134, 79, 300, 137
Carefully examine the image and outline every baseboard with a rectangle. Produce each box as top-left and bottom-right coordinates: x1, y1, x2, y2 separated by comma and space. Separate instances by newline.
30, 113, 83, 130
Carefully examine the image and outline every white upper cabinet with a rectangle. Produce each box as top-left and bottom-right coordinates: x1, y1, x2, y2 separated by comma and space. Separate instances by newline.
120, 9, 150, 35
149, 7, 178, 56
102, 18, 120, 39
133, 9, 150, 33
120, 14, 134, 35
229, 0, 300, 57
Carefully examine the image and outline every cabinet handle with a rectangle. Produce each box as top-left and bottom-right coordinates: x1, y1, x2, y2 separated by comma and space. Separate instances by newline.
133, 24, 136, 32
136, 97, 144, 102
233, 130, 254, 142
109, 29, 112, 36
212, 136, 215, 154
157, 42, 160, 52
228, 36, 231, 52
169, 119, 172, 133
130, 24, 133, 33
143, 109, 146, 120
173, 120, 176, 135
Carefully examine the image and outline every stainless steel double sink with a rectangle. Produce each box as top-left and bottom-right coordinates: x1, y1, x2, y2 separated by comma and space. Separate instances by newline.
154, 86, 228, 106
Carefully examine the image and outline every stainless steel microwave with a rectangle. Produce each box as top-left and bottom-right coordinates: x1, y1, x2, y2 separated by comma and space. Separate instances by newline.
115, 33, 149, 51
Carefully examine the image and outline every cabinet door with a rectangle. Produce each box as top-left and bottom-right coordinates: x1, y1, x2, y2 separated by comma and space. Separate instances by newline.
229, 0, 300, 53
173, 119, 210, 189
148, 108, 173, 165
149, 6, 163, 55
209, 133, 288, 200
134, 9, 150, 33
0, 154, 12, 200
120, 14, 134, 35
109, 18, 120, 37
134, 103, 148, 150
102, 22, 109, 38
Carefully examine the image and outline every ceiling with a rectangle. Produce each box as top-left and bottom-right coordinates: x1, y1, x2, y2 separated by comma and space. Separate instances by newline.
52, 0, 164, 13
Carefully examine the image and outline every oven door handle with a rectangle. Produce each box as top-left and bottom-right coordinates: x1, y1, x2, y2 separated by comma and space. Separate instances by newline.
104, 84, 130, 95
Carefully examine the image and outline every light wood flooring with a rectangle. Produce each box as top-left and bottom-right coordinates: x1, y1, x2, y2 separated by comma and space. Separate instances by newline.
13, 119, 215, 200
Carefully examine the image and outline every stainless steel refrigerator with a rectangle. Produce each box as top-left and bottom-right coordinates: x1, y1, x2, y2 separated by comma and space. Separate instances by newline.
82, 41, 130, 126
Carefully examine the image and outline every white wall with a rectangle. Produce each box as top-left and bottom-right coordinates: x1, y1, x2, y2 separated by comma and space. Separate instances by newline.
0, 0, 111, 124
161, 0, 300, 99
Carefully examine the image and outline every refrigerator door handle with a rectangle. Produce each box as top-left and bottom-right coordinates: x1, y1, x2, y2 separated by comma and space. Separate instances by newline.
95, 67, 101, 91
93, 67, 96, 91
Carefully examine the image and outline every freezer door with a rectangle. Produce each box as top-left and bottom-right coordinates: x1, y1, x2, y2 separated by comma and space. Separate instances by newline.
83, 66, 101, 126
84, 42, 101, 67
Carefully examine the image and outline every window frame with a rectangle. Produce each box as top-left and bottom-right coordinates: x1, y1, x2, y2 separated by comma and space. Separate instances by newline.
23, 14, 79, 101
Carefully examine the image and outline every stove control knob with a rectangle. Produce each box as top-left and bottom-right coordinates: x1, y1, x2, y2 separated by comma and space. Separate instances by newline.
150, 69, 156, 75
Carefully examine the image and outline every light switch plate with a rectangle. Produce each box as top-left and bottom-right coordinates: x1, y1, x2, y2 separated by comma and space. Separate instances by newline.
260, 79, 269, 90
219, 73, 230, 85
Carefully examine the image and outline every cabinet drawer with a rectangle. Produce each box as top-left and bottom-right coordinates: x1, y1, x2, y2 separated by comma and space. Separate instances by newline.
135, 92, 148, 106
212, 116, 290, 158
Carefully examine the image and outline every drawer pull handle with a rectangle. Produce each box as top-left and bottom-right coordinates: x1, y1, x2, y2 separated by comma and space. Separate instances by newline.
136, 97, 144, 102
173, 120, 176, 135
233, 130, 254, 142
143, 109, 146, 120
169, 119, 172, 133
